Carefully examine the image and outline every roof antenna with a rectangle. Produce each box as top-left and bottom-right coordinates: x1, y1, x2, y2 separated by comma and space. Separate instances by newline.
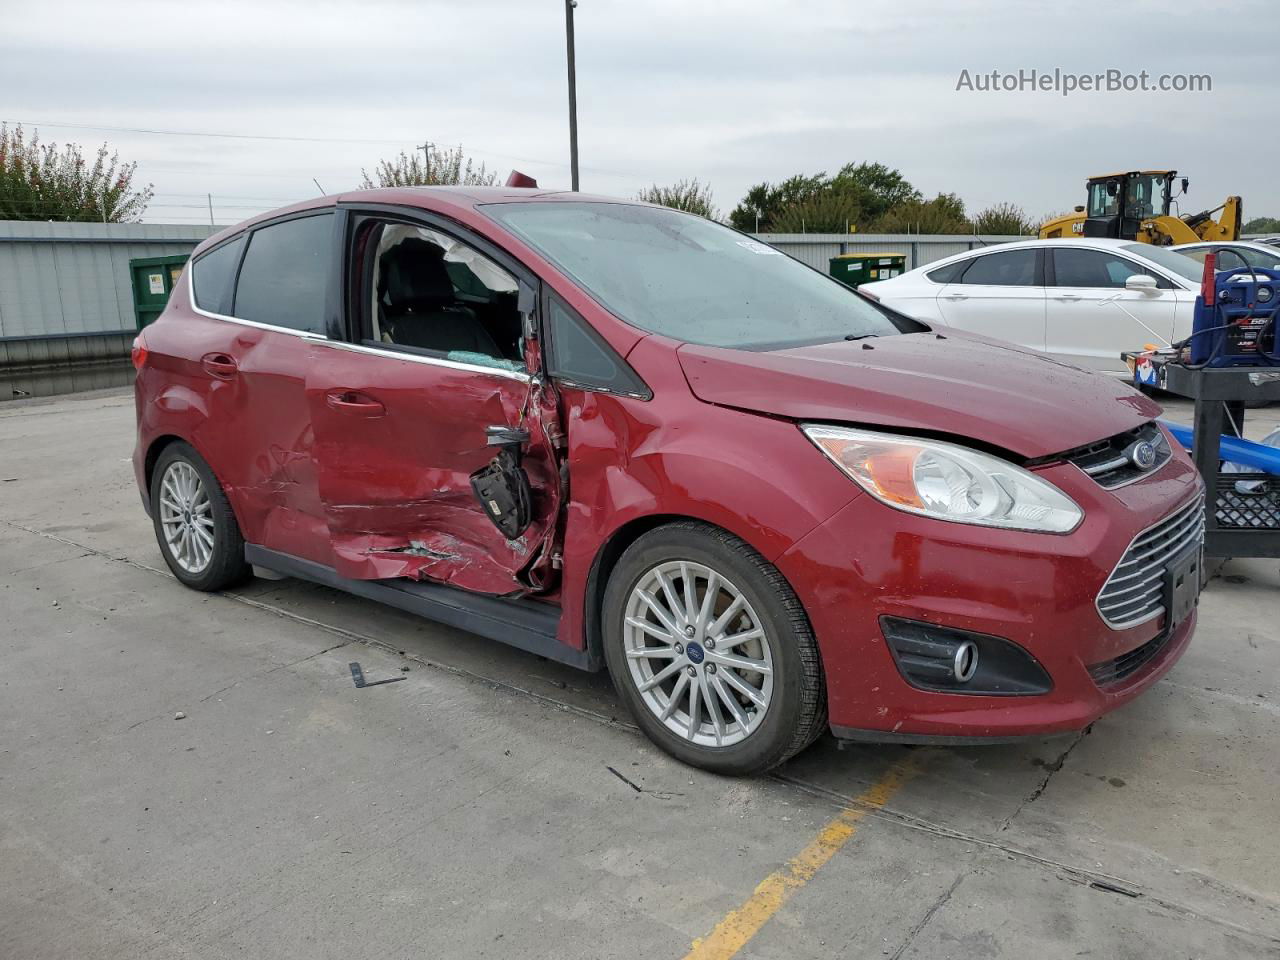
505, 170, 538, 188
312, 178, 325, 195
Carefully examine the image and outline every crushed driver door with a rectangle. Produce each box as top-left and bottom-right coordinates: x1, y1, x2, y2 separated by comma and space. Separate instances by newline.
305, 210, 563, 595
305, 341, 562, 594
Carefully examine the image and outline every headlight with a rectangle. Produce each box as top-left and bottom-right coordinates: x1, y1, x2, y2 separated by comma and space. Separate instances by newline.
803, 425, 1082, 533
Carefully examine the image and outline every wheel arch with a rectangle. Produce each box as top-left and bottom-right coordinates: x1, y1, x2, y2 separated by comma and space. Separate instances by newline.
581, 512, 821, 671
143, 433, 245, 530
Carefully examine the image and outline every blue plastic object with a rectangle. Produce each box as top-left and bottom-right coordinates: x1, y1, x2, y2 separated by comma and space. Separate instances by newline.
1188, 265, 1280, 367
1160, 420, 1280, 475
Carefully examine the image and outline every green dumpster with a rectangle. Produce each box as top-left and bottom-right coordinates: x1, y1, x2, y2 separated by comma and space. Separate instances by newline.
128, 254, 190, 329
829, 252, 907, 289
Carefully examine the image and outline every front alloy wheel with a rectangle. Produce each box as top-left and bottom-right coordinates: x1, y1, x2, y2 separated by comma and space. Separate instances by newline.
624, 560, 774, 747
603, 521, 826, 775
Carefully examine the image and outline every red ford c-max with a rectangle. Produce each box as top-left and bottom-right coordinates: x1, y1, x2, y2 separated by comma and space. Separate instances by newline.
132, 186, 1203, 774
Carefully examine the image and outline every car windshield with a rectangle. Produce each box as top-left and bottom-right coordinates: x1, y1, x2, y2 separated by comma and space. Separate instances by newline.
1119, 243, 1202, 282
482, 201, 905, 350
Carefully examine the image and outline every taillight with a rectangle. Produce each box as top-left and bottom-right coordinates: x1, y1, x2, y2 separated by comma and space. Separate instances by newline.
1200, 252, 1216, 307
131, 335, 149, 370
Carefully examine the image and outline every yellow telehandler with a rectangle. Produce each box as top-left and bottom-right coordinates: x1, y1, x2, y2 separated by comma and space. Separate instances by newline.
1039, 170, 1241, 245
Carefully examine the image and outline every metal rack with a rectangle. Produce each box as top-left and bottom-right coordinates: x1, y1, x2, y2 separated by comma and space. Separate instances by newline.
1162, 364, 1280, 558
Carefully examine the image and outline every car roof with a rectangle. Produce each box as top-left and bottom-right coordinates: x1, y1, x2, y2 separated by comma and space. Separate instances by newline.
191, 186, 649, 256
936, 237, 1155, 255
1172, 240, 1280, 252
917, 236, 1158, 269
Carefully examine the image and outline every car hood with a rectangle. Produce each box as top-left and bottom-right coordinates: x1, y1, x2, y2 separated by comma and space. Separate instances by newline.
676, 330, 1161, 459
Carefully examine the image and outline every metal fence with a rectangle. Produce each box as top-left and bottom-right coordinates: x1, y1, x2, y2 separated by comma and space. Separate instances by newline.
1, 217, 1272, 401
0, 221, 216, 400
753, 233, 1031, 271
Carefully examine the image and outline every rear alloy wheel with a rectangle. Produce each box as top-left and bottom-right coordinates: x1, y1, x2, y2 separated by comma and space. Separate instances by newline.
603, 522, 826, 775
150, 442, 249, 591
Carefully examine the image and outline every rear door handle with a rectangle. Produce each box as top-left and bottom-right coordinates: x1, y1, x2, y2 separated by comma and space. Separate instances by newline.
201, 353, 238, 379
944, 293, 968, 301
326, 390, 386, 417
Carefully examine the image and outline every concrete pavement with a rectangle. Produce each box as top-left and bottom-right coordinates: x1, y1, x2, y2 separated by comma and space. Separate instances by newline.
1, 389, 1277, 959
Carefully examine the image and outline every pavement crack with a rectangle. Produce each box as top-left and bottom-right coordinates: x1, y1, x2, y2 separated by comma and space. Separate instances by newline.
998, 727, 1088, 831
771, 771, 1280, 948
888, 872, 965, 960
197, 640, 354, 703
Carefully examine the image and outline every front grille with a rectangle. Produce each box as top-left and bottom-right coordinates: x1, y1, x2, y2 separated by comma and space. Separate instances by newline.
1096, 495, 1204, 629
1062, 422, 1171, 489
1087, 630, 1173, 687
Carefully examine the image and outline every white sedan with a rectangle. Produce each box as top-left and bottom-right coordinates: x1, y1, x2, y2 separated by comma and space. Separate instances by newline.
1171, 240, 1280, 271
859, 238, 1204, 374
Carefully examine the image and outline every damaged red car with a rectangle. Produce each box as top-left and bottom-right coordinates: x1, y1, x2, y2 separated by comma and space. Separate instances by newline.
133, 186, 1203, 774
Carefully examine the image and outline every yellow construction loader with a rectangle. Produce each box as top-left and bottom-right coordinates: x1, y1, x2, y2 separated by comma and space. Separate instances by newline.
1039, 170, 1241, 245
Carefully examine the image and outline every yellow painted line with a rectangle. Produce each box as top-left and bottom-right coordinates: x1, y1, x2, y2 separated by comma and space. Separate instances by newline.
682, 758, 919, 960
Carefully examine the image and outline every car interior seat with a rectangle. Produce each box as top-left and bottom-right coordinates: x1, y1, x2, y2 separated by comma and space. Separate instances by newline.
378, 238, 502, 357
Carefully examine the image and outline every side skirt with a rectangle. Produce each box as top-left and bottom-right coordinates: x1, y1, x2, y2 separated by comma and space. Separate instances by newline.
244, 545, 599, 672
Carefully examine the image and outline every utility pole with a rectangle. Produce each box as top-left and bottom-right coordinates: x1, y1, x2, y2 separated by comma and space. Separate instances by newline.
417, 142, 434, 181
564, 0, 580, 191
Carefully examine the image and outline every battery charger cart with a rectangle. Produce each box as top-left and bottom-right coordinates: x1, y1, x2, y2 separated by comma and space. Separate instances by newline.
1133, 253, 1280, 558
1162, 364, 1280, 558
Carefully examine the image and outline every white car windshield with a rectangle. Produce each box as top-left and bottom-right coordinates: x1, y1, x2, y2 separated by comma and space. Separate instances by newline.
1120, 243, 1203, 282
483, 201, 907, 350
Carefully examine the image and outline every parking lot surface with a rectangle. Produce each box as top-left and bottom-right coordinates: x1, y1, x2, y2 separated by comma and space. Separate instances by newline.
2, 389, 1278, 959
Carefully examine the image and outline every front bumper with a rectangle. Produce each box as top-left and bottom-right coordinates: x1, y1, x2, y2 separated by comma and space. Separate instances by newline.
776, 451, 1203, 741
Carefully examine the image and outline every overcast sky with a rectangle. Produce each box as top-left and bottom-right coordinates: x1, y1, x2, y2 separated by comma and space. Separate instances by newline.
4, 0, 1276, 226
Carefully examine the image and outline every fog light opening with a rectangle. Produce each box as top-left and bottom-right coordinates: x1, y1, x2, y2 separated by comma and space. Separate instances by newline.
952, 641, 979, 683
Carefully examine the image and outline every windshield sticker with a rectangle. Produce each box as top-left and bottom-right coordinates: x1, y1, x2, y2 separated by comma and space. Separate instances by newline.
736, 240, 782, 256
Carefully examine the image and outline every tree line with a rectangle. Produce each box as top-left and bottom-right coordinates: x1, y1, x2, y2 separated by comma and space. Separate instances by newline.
3, 126, 1273, 238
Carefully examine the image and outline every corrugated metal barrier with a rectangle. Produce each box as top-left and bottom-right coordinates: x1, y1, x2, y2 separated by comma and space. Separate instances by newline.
0, 221, 216, 400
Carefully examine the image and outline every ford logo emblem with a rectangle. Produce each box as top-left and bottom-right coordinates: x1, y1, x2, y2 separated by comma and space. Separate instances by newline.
1127, 440, 1157, 470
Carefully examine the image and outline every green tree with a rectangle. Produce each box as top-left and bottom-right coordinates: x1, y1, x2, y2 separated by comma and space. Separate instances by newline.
636, 178, 719, 219
828, 162, 921, 221
0, 124, 152, 222
874, 193, 970, 234
769, 192, 863, 234
728, 173, 828, 232
361, 144, 498, 188
729, 162, 920, 233
1244, 216, 1280, 234
972, 201, 1038, 236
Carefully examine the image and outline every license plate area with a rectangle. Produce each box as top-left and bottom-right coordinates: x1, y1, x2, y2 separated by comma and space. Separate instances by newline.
1164, 545, 1202, 628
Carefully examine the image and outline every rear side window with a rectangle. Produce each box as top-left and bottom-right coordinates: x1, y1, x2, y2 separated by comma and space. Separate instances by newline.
956, 249, 1038, 286
925, 260, 967, 284
546, 297, 650, 398
1052, 248, 1170, 289
191, 236, 245, 315
234, 214, 333, 334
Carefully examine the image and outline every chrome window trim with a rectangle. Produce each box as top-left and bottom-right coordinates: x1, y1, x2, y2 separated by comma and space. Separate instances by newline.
187, 229, 529, 382
312, 338, 531, 383
187, 279, 330, 341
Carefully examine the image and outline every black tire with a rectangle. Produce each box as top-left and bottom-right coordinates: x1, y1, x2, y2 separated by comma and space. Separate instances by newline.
602, 521, 827, 775
149, 441, 250, 591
